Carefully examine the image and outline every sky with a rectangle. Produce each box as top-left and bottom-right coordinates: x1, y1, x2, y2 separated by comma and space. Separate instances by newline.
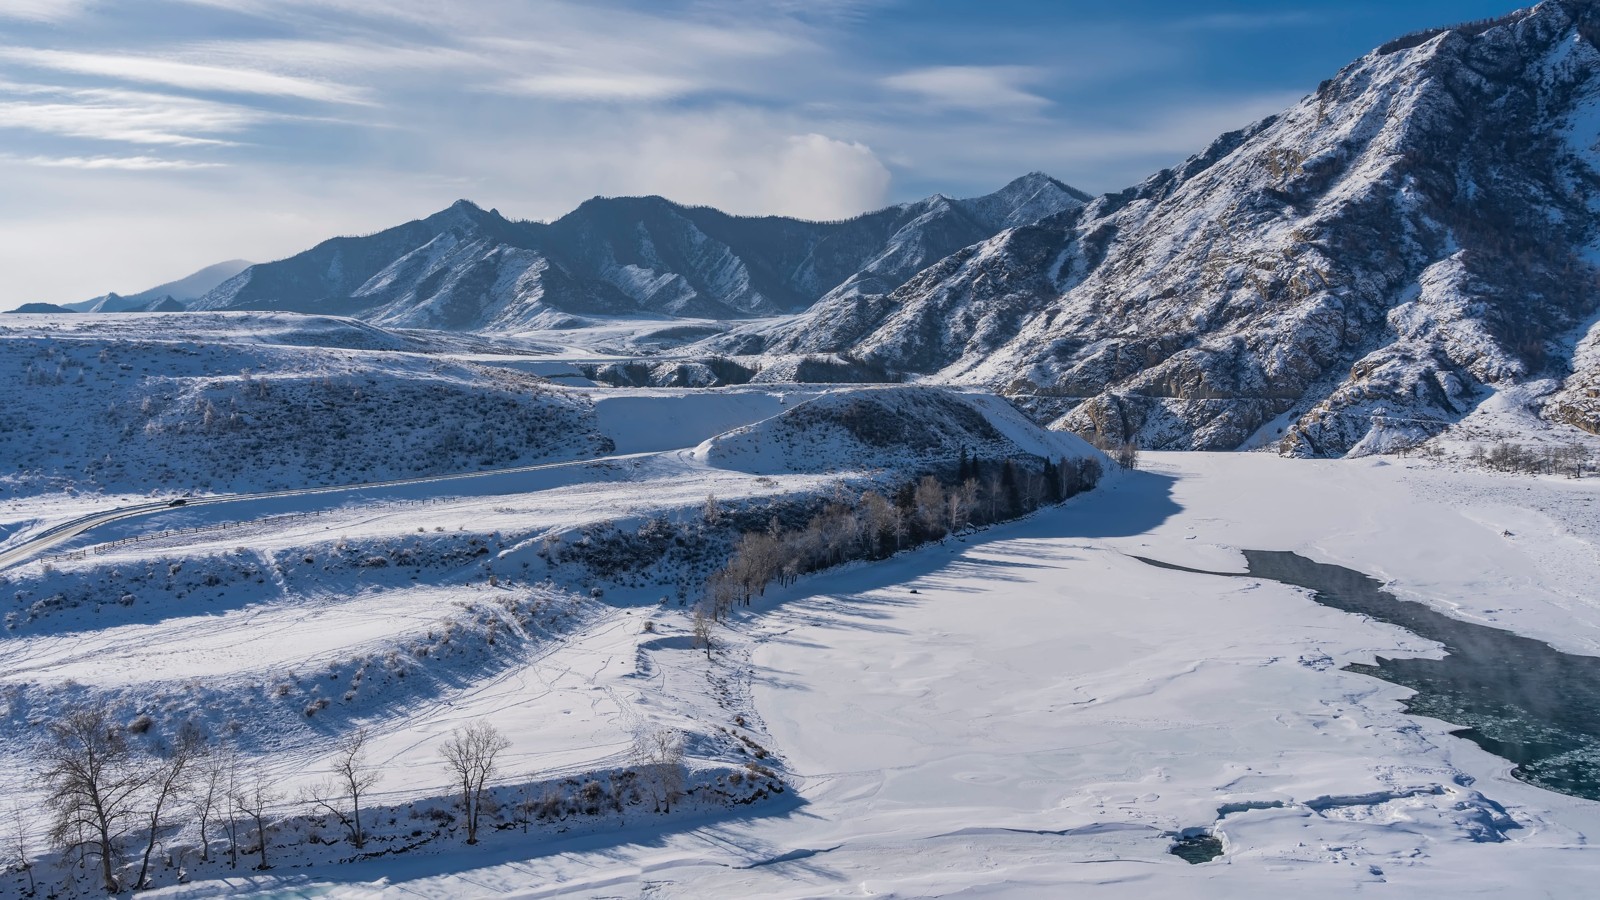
0, 0, 1529, 305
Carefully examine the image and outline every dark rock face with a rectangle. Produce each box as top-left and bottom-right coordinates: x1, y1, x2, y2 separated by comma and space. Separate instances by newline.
768, 2, 1600, 456
192, 175, 1087, 332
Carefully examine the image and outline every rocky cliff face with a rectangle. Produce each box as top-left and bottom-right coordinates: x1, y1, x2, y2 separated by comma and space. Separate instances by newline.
762, 1, 1600, 455
193, 174, 1087, 332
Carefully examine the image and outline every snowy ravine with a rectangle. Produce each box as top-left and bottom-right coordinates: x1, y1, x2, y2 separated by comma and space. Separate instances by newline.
140, 451, 1600, 898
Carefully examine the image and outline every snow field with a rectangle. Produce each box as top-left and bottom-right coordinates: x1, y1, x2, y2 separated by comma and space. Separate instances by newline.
1, 368, 1106, 896
197, 451, 1600, 897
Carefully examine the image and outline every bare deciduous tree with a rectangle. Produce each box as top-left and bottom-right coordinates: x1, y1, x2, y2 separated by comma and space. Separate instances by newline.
913, 475, 947, 538
632, 728, 686, 814
133, 726, 203, 890
439, 722, 510, 844
706, 572, 740, 622
7, 804, 34, 897
305, 729, 381, 849
860, 491, 901, 557
231, 770, 279, 871
691, 605, 714, 660
189, 740, 235, 865
40, 705, 142, 894
948, 477, 978, 532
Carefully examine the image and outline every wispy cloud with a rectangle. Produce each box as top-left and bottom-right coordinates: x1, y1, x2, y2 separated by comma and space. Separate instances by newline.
0, 86, 264, 145
499, 72, 700, 102
4, 153, 225, 170
882, 66, 1050, 112
0, 0, 100, 22
0, 47, 369, 103
0, 0, 1402, 305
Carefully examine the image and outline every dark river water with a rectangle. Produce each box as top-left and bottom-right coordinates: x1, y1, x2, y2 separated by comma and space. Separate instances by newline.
1137, 550, 1600, 802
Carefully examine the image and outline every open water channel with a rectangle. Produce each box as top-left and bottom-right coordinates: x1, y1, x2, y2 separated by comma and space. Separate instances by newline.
1139, 550, 1600, 801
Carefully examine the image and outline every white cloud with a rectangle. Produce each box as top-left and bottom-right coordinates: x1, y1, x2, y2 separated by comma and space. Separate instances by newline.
883, 66, 1050, 112
0, 47, 369, 103
498, 72, 698, 102
0, 86, 263, 145
0, 0, 99, 22
534, 111, 893, 221
765, 133, 892, 220
5, 153, 224, 170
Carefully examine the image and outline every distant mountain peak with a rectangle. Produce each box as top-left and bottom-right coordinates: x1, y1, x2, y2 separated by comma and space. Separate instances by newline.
184, 174, 1086, 329
66, 259, 253, 313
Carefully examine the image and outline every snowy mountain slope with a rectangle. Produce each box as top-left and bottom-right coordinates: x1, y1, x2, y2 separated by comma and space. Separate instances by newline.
766, 2, 1600, 456
188, 175, 1087, 331
70, 257, 252, 313
65, 258, 252, 312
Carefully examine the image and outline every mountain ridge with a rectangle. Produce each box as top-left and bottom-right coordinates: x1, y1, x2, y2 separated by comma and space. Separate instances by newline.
187, 174, 1089, 330
750, 0, 1600, 456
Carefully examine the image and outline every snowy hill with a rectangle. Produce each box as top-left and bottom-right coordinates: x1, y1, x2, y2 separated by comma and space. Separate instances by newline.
699, 386, 1097, 475
0, 313, 606, 497
186, 175, 1087, 330
753, 2, 1600, 457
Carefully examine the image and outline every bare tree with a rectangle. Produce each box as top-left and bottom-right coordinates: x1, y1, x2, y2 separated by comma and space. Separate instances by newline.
189, 741, 235, 865
860, 491, 902, 557
913, 475, 947, 538
691, 605, 714, 660
40, 705, 143, 893
439, 722, 510, 844
947, 477, 978, 532
632, 728, 686, 814
706, 572, 740, 622
7, 805, 34, 897
701, 494, 722, 526
133, 727, 203, 890
305, 729, 382, 849
231, 770, 279, 871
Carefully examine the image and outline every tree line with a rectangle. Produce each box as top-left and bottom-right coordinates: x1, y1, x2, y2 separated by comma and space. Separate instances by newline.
1467, 441, 1594, 478
16, 705, 690, 895
699, 452, 1103, 624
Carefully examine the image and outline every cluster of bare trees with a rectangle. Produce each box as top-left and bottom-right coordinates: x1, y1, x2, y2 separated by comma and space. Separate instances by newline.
35, 706, 277, 893
22, 708, 696, 895
28, 712, 505, 892
1467, 441, 1595, 477
701, 454, 1103, 622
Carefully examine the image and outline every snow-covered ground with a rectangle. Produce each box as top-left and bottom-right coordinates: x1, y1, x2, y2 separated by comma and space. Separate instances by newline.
7, 311, 1600, 897
102, 451, 1597, 898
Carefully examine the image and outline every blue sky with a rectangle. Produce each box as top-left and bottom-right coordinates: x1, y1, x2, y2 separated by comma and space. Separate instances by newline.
0, 0, 1526, 304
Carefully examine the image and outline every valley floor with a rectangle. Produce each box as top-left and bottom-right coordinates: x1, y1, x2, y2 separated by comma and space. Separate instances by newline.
142, 451, 1600, 898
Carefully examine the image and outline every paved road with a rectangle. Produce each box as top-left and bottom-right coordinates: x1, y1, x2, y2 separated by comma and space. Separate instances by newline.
0, 451, 650, 571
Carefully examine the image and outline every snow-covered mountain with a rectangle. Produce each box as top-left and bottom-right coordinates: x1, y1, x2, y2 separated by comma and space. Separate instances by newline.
189, 175, 1088, 331
67, 259, 252, 312
753, 1, 1600, 456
